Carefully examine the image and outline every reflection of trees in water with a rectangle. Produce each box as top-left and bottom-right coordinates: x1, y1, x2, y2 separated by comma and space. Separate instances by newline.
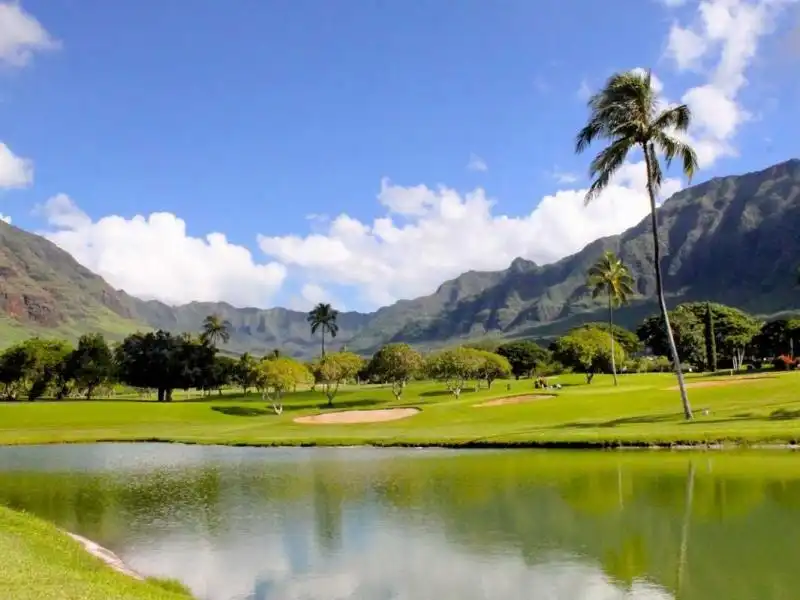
602, 534, 649, 590
312, 466, 344, 554
6, 451, 800, 600
676, 462, 695, 599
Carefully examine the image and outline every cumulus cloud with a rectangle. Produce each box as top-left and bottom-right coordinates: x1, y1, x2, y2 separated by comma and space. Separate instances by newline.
0, 142, 33, 188
125, 509, 674, 600
288, 283, 341, 311
39, 194, 287, 307
466, 153, 488, 172
665, 0, 794, 166
258, 166, 682, 308
0, 213, 10, 224
0, 1, 58, 67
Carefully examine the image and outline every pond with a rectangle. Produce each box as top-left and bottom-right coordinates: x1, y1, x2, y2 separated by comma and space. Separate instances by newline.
1, 444, 799, 600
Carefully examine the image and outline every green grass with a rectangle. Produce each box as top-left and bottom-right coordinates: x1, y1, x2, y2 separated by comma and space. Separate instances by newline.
0, 506, 194, 600
1, 371, 800, 447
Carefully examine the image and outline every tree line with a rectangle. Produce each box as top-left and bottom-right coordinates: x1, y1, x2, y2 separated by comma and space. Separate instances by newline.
0, 300, 796, 404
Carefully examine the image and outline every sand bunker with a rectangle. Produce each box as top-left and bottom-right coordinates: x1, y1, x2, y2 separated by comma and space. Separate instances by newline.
294, 408, 420, 425
475, 395, 555, 408
669, 375, 776, 391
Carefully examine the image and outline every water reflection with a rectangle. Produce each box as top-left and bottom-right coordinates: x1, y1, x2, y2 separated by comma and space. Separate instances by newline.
0, 445, 799, 600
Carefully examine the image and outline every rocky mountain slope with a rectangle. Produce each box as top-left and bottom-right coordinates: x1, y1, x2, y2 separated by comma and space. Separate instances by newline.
0, 222, 145, 345
362, 158, 800, 347
1, 158, 798, 356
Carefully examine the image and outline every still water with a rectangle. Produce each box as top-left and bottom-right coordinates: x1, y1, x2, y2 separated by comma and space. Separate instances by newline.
0, 443, 798, 600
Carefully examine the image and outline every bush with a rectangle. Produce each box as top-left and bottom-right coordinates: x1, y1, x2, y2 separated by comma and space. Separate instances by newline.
772, 355, 797, 371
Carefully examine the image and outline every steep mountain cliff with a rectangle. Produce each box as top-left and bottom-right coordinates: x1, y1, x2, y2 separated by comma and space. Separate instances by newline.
1, 159, 798, 355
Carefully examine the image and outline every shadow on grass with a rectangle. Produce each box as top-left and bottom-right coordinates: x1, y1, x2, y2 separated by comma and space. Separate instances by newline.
420, 388, 479, 398
555, 414, 679, 429
211, 405, 273, 417
316, 397, 384, 411
770, 408, 800, 421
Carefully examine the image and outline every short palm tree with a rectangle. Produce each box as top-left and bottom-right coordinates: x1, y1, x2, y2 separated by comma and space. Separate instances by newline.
576, 69, 698, 420
307, 303, 339, 357
587, 251, 635, 386
201, 314, 231, 347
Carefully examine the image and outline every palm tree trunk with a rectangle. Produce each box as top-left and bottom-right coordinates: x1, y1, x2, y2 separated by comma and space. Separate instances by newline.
609, 296, 618, 386
644, 145, 692, 420
321, 329, 326, 358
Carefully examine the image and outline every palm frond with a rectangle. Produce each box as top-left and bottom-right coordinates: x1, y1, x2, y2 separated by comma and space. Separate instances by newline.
653, 132, 698, 182
653, 104, 692, 132
584, 138, 633, 204
586, 251, 635, 308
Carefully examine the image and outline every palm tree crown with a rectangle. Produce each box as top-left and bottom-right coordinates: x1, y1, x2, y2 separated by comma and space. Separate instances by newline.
201, 314, 231, 347
588, 251, 635, 307
307, 303, 339, 356
576, 69, 698, 202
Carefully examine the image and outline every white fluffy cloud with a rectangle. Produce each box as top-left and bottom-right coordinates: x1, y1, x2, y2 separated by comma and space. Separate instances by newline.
0, 213, 10, 224
126, 506, 674, 600
259, 165, 682, 307
40, 194, 287, 307
0, 142, 33, 188
0, 1, 57, 67
288, 283, 341, 311
665, 0, 794, 166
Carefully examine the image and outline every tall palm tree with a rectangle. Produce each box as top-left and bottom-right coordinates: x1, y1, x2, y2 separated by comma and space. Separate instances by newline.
587, 251, 635, 386
307, 303, 339, 357
201, 314, 231, 347
576, 68, 697, 420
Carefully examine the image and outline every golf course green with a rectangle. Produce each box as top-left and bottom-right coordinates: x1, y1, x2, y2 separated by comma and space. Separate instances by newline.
1, 371, 799, 448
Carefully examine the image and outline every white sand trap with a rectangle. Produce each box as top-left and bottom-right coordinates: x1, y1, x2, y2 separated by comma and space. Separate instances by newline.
668, 375, 776, 391
294, 408, 420, 424
475, 395, 555, 408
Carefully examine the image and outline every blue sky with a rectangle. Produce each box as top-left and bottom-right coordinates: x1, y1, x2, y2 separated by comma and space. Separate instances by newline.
0, 0, 798, 311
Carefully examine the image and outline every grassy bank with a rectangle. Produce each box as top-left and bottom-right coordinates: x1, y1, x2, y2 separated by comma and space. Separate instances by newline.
0, 506, 193, 600
1, 371, 799, 448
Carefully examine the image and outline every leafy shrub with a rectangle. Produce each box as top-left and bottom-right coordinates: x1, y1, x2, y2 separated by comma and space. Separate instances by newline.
772, 355, 797, 371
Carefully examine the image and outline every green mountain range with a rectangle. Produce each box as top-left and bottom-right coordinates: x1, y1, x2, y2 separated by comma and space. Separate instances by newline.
2, 158, 799, 356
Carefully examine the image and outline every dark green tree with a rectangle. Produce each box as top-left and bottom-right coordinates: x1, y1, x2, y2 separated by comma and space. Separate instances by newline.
576, 68, 698, 418
496, 340, 551, 379
1, 339, 74, 401
115, 330, 215, 401
66, 333, 115, 400
754, 319, 800, 358
233, 352, 259, 394
703, 302, 717, 372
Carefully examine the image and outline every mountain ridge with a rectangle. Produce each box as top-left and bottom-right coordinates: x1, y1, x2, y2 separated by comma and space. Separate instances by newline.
2, 158, 799, 356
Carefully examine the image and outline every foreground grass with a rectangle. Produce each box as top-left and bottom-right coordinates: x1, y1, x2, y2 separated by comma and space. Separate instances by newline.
0, 506, 193, 600
1, 371, 799, 447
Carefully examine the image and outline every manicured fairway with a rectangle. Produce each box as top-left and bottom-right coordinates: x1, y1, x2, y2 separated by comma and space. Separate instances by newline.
1, 371, 799, 447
